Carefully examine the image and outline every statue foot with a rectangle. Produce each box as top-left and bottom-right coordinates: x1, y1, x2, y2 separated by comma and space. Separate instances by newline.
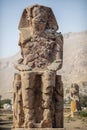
40, 119, 52, 128
23, 121, 34, 128
27, 122, 34, 128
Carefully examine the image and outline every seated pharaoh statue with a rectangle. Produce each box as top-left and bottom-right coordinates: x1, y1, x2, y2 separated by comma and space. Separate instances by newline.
13, 4, 64, 129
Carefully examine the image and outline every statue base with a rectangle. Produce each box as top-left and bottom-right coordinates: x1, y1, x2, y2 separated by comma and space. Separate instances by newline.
12, 128, 65, 130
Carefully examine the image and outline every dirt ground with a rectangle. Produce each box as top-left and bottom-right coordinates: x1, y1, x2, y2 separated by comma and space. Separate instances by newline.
64, 114, 87, 130
0, 109, 12, 130
0, 109, 87, 130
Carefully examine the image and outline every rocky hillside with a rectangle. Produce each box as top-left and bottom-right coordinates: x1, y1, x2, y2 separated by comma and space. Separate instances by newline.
0, 31, 87, 99
0, 53, 21, 99
60, 31, 87, 84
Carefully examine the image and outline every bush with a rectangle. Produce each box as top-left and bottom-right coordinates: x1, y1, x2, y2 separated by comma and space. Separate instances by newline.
0, 99, 11, 108
79, 95, 87, 107
79, 111, 87, 117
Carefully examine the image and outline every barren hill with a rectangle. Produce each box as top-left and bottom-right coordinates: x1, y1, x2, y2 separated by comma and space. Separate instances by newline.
0, 53, 21, 99
60, 31, 87, 85
0, 31, 87, 99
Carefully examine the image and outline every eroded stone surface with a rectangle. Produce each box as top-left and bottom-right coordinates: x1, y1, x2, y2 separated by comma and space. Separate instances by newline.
13, 73, 24, 128
16, 4, 63, 71
12, 128, 65, 130
13, 4, 64, 129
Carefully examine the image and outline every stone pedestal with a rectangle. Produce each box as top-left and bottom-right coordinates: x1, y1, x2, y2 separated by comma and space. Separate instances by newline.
12, 127, 65, 129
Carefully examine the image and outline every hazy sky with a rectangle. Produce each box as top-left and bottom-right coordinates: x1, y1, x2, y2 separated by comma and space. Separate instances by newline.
0, 0, 87, 58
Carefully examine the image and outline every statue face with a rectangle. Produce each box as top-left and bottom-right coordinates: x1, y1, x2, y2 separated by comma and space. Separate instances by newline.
71, 84, 79, 95
32, 7, 40, 17
71, 87, 76, 94
32, 7, 48, 32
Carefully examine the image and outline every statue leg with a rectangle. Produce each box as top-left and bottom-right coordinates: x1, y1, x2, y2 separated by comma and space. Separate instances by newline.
13, 73, 22, 128
54, 75, 63, 128
41, 70, 56, 128
20, 71, 36, 128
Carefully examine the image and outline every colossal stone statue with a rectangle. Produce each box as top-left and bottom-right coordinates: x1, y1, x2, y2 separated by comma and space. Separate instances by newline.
13, 4, 64, 129
70, 83, 81, 117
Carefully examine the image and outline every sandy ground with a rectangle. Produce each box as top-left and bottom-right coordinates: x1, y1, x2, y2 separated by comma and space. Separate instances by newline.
0, 109, 87, 130
64, 115, 87, 130
64, 108, 87, 130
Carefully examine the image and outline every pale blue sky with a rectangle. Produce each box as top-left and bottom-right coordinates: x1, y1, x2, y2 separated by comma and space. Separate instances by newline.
0, 0, 87, 58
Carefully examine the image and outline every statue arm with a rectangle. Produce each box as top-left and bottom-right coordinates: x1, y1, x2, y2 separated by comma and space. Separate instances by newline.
47, 59, 62, 71
47, 33, 63, 71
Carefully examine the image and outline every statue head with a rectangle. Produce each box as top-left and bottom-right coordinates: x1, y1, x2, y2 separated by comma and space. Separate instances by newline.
71, 83, 79, 95
18, 4, 58, 34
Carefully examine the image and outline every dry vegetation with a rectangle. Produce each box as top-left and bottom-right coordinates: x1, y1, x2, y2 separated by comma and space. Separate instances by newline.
64, 109, 87, 130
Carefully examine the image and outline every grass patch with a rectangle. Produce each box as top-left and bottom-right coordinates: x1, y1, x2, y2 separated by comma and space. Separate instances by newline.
79, 111, 87, 117
66, 115, 76, 122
